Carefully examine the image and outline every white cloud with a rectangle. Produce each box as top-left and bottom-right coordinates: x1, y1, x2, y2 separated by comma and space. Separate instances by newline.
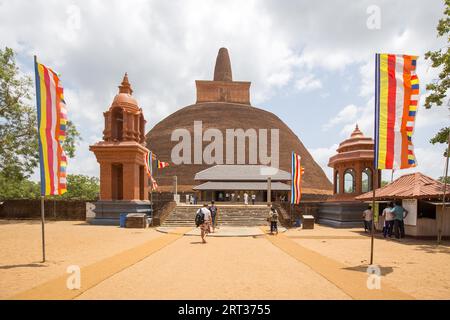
294, 74, 322, 92
323, 104, 359, 131
309, 144, 339, 181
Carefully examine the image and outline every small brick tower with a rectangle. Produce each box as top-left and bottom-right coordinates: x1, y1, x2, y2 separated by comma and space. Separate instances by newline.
89, 74, 151, 224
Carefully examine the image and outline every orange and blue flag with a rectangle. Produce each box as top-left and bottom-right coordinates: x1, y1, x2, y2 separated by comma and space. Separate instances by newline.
375, 54, 419, 170
291, 152, 304, 205
34, 58, 67, 196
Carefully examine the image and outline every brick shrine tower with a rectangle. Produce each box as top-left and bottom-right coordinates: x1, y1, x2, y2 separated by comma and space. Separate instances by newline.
89, 74, 151, 225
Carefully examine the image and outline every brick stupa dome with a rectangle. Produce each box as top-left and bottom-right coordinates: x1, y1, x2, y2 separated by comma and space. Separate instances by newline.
146, 48, 332, 194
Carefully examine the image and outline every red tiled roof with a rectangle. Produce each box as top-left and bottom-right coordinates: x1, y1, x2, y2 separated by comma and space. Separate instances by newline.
356, 172, 447, 201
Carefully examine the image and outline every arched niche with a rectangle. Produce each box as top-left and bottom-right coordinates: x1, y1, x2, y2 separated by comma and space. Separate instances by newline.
344, 168, 356, 193
362, 168, 372, 193
111, 107, 123, 141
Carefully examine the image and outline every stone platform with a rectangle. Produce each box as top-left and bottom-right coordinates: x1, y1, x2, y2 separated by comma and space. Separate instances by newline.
88, 200, 152, 226
317, 202, 366, 228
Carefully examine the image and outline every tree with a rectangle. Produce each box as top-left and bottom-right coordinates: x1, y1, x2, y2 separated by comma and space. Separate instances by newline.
0, 175, 40, 200
60, 174, 99, 200
0, 47, 80, 183
424, 0, 450, 154
438, 176, 450, 184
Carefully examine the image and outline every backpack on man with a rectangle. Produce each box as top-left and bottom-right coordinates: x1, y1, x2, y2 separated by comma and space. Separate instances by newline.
195, 209, 205, 227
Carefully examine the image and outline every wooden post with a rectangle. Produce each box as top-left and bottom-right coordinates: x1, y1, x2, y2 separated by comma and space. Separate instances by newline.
267, 177, 272, 205
438, 132, 450, 244
40, 196, 46, 263
370, 169, 378, 265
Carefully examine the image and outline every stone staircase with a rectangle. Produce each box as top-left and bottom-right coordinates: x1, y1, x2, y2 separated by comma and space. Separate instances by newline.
161, 205, 271, 227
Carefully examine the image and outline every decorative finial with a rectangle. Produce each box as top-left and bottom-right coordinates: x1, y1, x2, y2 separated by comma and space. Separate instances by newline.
213, 48, 233, 81
119, 72, 133, 95
351, 123, 363, 137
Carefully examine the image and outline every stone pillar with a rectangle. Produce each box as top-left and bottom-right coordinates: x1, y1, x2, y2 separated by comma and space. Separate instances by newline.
142, 166, 149, 200
99, 162, 112, 200
339, 165, 345, 195
355, 163, 362, 194
123, 163, 140, 200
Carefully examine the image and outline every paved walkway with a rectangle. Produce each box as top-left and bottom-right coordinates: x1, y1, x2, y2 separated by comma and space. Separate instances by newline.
157, 226, 287, 237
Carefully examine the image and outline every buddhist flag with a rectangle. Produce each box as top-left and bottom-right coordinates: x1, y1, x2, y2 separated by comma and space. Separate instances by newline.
157, 160, 169, 169
291, 152, 304, 205
34, 58, 67, 196
144, 150, 153, 177
375, 54, 419, 170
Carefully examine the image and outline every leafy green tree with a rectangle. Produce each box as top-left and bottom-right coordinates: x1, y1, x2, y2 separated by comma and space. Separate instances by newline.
60, 174, 99, 200
381, 180, 390, 187
0, 47, 81, 195
424, 0, 450, 153
438, 176, 450, 184
0, 175, 40, 200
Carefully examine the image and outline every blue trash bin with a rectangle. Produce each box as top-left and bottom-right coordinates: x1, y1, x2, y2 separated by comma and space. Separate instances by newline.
119, 213, 127, 228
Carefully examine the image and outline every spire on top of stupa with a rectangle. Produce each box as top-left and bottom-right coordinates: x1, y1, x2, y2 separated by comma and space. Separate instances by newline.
213, 48, 233, 81
351, 124, 363, 137
118, 72, 133, 95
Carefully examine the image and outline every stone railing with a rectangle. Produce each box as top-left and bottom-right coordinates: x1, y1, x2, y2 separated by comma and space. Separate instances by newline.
151, 200, 177, 226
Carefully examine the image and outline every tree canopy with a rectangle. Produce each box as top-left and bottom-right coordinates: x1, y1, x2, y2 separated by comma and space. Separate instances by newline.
425, 0, 450, 153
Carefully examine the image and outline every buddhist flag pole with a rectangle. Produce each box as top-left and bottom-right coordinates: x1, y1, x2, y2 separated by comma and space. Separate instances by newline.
34, 56, 68, 262
373, 53, 420, 264
291, 152, 303, 226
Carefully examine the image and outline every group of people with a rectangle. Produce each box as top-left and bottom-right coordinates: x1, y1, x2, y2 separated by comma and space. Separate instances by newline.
217, 192, 257, 205
362, 200, 409, 239
194, 201, 281, 243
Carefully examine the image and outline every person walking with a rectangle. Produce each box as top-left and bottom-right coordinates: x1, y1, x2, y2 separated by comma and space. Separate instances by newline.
382, 202, 395, 238
244, 192, 249, 205
268, 205, 279, 235
196, 203, 211, 243
209, 201, 218, 233
391, 200, 409, 239
362, 205, 373, 232
251, 193, 256, 205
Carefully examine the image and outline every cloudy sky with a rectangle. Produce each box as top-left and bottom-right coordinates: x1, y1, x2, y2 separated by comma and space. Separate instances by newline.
1, 0, 449, 182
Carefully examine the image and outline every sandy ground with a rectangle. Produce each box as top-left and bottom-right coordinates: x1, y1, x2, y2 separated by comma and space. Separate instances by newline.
1, 220, 449, 299
76, 234, 350, 300
0, 220, 162, 299
285, 226, 450, 299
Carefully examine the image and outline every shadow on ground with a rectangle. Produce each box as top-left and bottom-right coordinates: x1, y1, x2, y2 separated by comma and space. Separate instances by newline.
343, 265, 395, 276
0, 263, 48, 270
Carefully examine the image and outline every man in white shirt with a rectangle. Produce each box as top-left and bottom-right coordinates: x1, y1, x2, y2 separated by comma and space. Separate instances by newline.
200, 204, 211, 243
244, 192, 249, 205
362, 205, 373, 232
382, 202, 395, 238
